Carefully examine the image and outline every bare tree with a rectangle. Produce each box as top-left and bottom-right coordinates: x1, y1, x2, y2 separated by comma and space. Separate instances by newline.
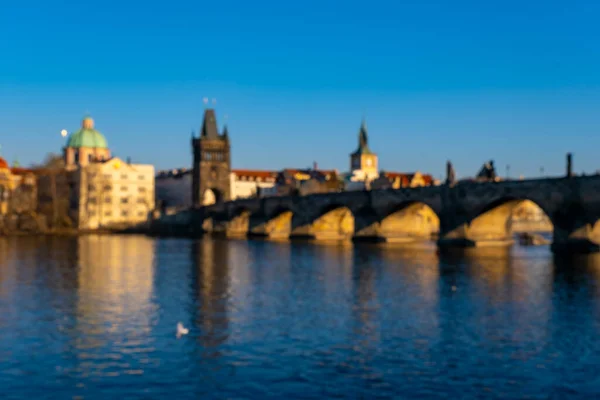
32, 153, 71, 230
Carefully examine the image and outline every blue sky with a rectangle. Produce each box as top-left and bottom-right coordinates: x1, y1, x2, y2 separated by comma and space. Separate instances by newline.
1, 0, 599, 179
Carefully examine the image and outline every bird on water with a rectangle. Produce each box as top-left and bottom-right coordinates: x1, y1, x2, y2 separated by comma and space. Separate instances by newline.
176, 322, 189, 338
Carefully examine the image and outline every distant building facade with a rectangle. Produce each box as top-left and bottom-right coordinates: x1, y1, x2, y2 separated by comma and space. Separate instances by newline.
0, 158, 37, 215
68, 157, 155, 229
230, 169, 278, 199
371, 171, 438, 190
62, 117, 155, 229
274, 168, 341, 196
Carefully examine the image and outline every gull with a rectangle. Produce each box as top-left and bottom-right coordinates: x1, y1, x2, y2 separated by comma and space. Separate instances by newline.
176, 322, 189, 338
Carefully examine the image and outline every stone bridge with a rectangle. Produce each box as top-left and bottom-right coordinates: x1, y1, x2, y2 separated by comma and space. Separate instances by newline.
156, 175, 600, 253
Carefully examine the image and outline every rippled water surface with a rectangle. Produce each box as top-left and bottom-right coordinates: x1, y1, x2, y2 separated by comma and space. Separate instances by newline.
1, 235, 600, 399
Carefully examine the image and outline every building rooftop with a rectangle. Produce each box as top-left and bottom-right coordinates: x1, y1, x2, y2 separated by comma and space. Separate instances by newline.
66, 117, 109, 149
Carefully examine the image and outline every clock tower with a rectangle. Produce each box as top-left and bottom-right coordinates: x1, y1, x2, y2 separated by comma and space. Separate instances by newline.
349, 120, 378, 180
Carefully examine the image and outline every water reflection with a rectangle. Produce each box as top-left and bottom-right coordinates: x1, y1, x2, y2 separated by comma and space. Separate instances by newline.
73, 235, 156, 382
547, 253, 600, 394
3, 236, 600, 398
190, 238, 230, 352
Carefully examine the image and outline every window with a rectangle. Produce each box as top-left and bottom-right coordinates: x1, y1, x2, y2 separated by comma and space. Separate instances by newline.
103, 174, 111, 179
105, 211, 112, 216
137, 197, 146, 204
88, 197, 97, 204
121, 197, 129, 204
89, 211, 96, 216
104, 197, 112, 203
138, 187, 146, 193
138, 211, 145, 217
138, 175, 145, 180
121, 210, 128, 217
121, 186, 128, 191
88, 184, 95, 191
121, 174, 128, 179
103, 184, 112, 191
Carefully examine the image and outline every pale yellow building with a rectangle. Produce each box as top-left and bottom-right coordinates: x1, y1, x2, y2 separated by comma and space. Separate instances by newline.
63, 116, 155, 230
0, 158, 37, 215
69, 157, 155, 229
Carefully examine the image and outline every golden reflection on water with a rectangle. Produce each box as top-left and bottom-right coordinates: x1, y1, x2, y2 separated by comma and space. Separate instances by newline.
75, 235, 156, 357
0, 238, 16, 300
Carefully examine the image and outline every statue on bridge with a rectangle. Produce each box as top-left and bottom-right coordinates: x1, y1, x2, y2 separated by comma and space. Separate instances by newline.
446, 161, 456, 186
476, 160, 498, 182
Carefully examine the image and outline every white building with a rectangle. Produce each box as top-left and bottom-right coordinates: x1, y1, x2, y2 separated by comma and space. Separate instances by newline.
155, 168, 278, 208
229, 169, 277, 199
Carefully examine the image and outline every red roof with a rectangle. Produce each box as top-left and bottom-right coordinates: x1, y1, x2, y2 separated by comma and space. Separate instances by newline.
232, 169, 278, 179
10, 167, 36, 175
282, 168, 338, 176
422, 174, 434, 185
0, 158, 8, 169
11, 167, 67, 176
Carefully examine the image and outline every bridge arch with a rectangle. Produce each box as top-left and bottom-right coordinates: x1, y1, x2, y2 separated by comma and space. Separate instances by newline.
467, 196, 553, 244
256, 206, 295, 239
202, 188, 223, 206
310, 203, 355, 241
379, 201, 440, 242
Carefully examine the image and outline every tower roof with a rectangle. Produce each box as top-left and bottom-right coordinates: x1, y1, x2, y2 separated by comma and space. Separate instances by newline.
200, 109, 220, 139
66, 116, 108, 149
351, 119, 373, 156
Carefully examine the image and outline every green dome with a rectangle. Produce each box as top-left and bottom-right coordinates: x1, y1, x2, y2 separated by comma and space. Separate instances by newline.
66, 117, 108, 149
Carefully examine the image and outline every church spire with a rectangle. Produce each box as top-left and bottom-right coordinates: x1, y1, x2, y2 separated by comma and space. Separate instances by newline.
359, 119, 368, 149
200, 109, 219, 139
351, 119, 372, 155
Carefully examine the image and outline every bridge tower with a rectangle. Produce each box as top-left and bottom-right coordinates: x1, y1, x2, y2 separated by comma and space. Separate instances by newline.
191, 109, 231, 206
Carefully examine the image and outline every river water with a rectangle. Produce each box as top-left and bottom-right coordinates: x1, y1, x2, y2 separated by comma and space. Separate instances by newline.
1, 235, 599, 399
